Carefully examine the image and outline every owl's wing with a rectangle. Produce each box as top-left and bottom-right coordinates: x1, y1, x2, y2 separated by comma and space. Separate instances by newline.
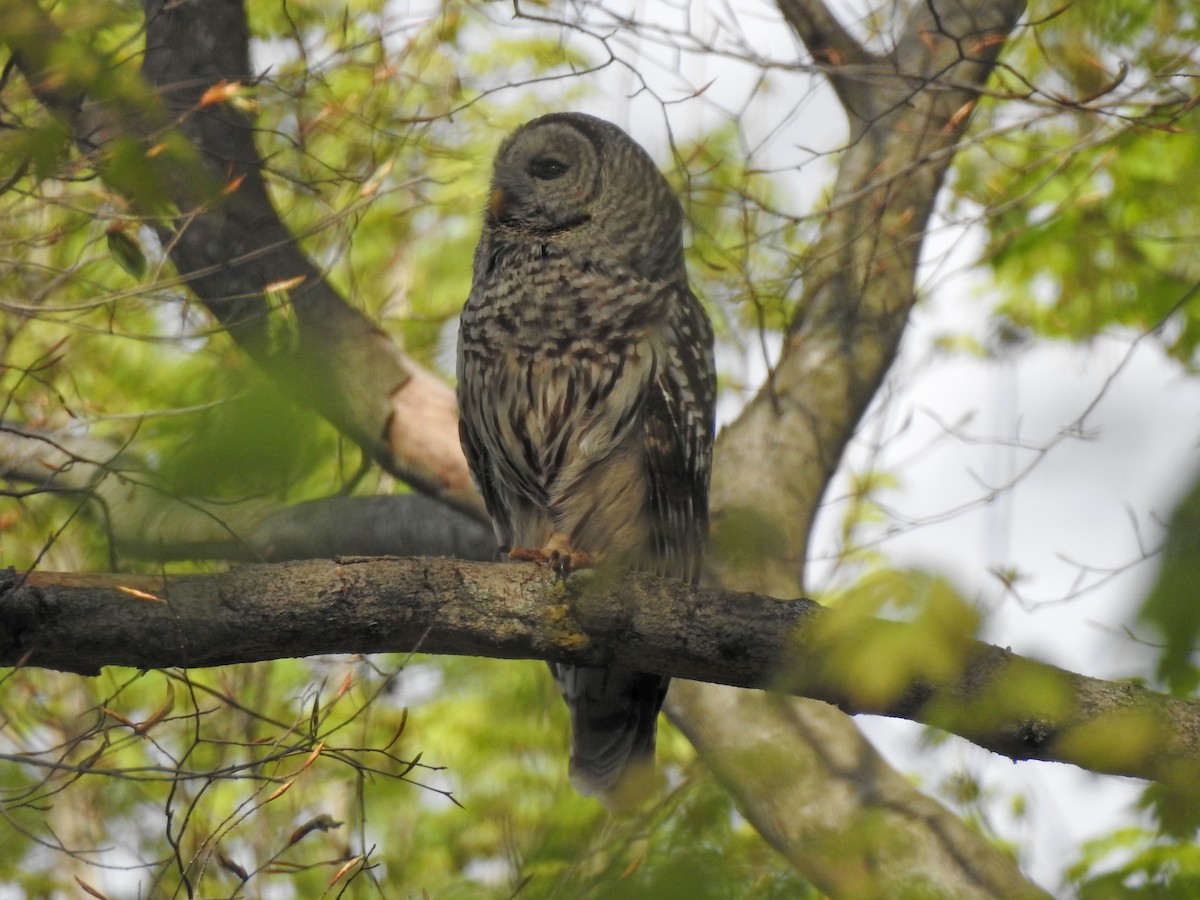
457, 354, 514, 549
458, 419, 504, 546
643, 288, 716, 584
561, 286, 714, 803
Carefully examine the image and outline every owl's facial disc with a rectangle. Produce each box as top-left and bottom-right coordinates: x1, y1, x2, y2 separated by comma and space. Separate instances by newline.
488, 122, 600, 234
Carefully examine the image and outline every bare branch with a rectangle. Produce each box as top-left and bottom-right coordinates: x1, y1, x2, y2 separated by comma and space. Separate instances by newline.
0, 425, 132, 492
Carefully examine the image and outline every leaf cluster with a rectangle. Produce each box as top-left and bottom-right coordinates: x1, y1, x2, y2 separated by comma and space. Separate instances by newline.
955, 2, 1200, 364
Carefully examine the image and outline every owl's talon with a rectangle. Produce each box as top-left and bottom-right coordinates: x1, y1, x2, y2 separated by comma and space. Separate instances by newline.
549, 551, 572, 582
505, 545, 599, 579
554, 549, 602, 578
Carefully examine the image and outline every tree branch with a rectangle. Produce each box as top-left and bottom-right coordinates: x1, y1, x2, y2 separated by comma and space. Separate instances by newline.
3, 558, 1195, 792
0, 426, 1046, 899
681, 4, 1034, 890
137, 0, 478, 517
776, 0, 882, 118
0, 425, 494, 562
718, 0, 1027, 597
667, 682, 1050, 899
2, 0, 483, 519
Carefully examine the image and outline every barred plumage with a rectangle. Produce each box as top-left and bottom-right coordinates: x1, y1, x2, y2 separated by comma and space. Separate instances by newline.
457, 112, 715, 804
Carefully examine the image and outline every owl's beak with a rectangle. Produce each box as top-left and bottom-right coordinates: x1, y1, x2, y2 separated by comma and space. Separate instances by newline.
489, 187, 508, 222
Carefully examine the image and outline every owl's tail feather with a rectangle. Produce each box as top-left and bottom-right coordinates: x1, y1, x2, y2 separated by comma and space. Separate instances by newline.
551, 663, 670, 809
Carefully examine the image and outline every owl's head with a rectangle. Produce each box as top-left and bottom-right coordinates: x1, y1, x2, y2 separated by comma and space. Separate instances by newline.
486, 113, 683, 274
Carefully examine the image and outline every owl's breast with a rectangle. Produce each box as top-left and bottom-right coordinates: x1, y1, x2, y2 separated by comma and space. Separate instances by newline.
462, 241, 671, 355
460, 331, 656, 513
459, 237, 671, 514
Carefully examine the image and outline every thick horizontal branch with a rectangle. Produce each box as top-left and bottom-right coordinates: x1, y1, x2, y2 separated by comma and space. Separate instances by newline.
3, 558, 1197, 788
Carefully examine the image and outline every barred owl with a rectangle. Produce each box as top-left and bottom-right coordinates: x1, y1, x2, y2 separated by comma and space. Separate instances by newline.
457, 112, 715, 804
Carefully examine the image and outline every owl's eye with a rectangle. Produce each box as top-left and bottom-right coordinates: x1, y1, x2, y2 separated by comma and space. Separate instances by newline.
528, 157, 569, 180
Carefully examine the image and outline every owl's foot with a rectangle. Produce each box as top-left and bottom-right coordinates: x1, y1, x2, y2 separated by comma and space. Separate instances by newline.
549, 548, 601, 581
506, 545, 601, 581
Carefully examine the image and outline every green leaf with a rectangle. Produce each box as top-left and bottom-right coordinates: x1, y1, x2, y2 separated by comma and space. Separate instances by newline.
1139, 473, 1200, 695
105, 225, 147, 279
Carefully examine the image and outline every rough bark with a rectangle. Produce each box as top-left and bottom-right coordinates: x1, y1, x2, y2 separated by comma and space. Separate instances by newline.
2, 560, 1195, 799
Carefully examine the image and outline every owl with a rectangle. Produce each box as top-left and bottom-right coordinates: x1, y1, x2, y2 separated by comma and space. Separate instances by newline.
457, 112, 715, 805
